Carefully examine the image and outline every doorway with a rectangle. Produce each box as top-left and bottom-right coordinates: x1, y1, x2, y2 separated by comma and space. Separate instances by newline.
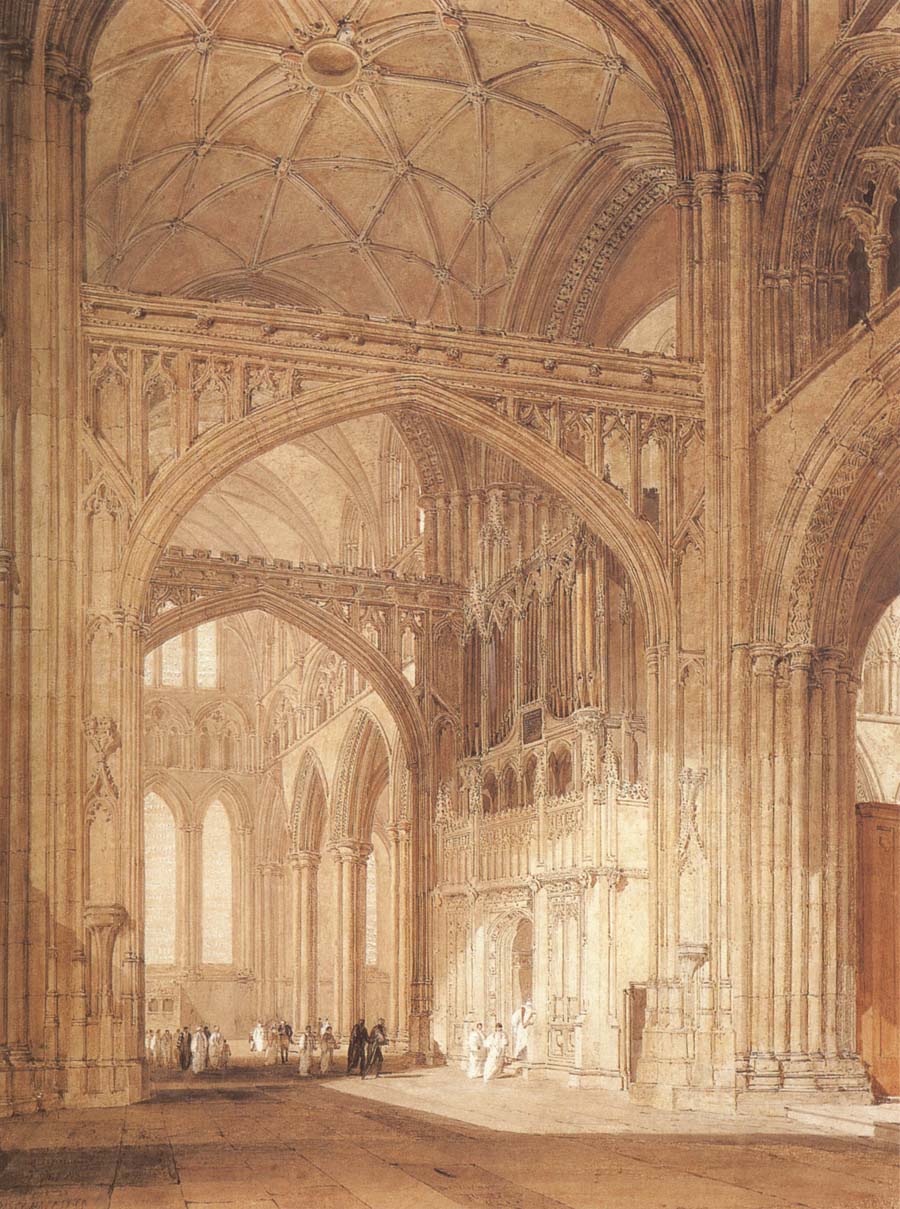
857, 802, 899, 1098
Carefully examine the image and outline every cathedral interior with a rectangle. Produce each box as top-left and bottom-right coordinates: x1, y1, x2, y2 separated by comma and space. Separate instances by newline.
1, 2, 900, 1191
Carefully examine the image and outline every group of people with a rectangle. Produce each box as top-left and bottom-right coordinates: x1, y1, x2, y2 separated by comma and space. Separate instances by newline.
145, 1024, 231, 1074
250, 1017, 340, 1076
467, 999, 534, 1082
346, 1018, 389, 1078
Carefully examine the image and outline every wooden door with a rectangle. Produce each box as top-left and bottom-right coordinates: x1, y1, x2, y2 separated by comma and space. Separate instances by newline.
857, 802, 900, 1098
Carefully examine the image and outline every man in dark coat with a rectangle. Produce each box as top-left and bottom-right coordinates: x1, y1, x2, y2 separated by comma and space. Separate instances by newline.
364, 1018, 388, 1079
346, 1019, 368, 1075
177, 1027, 191, 1071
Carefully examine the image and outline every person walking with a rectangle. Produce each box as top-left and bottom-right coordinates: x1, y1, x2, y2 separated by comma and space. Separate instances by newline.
346, 1019, 368, 1075
364, 1018, 388, 1079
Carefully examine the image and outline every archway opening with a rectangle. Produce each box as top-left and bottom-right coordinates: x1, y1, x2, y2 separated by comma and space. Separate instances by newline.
855, 596, 900, 1099
141, 600, 414, 1080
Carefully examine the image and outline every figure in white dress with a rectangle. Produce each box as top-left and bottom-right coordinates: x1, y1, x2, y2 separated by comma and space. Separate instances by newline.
319, 1025, 336, 1075
190, 1026, 208, 1074
296, 1029, 311, 1077
207, 1026, 224, 1070
467, 1023, 486, 1079
482, 1024, 507, 1082
510, 1000, 534, 1065
252, 1021, 265, 1055
161, 1029, 174, 1069
264, 1026, 279, 1066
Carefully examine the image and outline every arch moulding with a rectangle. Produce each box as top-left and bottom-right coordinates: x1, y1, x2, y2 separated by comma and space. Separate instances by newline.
122, 374, 676, 653
145, 585, 428, 783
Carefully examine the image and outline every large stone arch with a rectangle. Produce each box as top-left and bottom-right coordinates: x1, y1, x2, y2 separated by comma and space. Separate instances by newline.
753, 338, 900, 650
290, 750, 329, 854
121, 375, 676, 651
145, 587, 428, 782
330, 708, 392, 844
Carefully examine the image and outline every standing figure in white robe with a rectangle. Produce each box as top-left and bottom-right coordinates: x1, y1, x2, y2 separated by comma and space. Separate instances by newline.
252, 1021, 265, 1055
510, 1000, 534, 1065
319, 1026, 336, 1075
208, 1027, 224, 1070
467, 1024, 486, 1079
264, 1026, 279, 1066
296, 1029, 310, 1077
190, 1026, 208, 1074
482, 1024, 507, 1082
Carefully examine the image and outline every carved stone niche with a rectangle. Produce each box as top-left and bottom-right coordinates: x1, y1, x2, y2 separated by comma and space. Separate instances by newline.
84, 903, 127, 1017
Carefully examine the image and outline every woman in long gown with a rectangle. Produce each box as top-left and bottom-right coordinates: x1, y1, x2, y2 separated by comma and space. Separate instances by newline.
207, 1027, 224, 1070
190, 1026, 208, 1074
252, 1021, 265, 1055
319, 1026, 336, 1076
482, 1024, 507, 1082
467, 1023, 486, 1079
296, 1029, 310, 1077
264, 1026, 279, 1065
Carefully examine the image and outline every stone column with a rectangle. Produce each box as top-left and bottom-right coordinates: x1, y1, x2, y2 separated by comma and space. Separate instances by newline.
450, 491, 467, 584
747, 645, 779, 1086
435, 494, 452, 580
408, 765, 434, 1059
419, 495, 437, 575
671, 181, 696, 358
290, 850, 319, 1032
388, 823, 410, 1040
865, 234, 890, 308
336, 842, 369, 1034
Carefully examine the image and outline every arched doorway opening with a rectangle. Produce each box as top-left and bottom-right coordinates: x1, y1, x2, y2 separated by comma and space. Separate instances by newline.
141, 602, 416, 1077
512, 917, 534, 1009
855, 598, 900, 1098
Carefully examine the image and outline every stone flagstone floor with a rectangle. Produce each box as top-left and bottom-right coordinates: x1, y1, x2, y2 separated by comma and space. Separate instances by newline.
0, 1055, 896, 1209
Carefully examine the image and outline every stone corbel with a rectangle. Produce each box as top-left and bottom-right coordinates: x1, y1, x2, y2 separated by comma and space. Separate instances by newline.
84, 904, 127, 1016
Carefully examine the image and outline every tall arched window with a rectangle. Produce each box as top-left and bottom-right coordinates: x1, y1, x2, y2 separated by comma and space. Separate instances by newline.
365, 850, 377, 966
144, 792, 176, 965
202, 800, 233, 964
160, 635, 185, 687
196, 621, 218, 688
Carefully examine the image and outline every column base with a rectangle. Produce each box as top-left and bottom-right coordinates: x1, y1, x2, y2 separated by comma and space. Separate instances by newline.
566, 1066, 625, 1091
63, 1058, 149, 1108
407, 1009, 433, 1063
736, 1051, 872, 1112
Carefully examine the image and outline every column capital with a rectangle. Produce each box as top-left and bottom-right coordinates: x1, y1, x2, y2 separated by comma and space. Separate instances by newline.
333, 839, 372, 864
692, 169, 722, 198
572, 706, 605, 734
387, 820, 411, 841
289, 848, 321, 870
786, 644, 815, 672
0, 37, 32, 84
44, 50, 91, 109
723, 171, 765, 201
750, 642, 782, 676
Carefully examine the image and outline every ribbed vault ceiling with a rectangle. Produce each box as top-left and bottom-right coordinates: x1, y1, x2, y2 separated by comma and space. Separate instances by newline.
173, 414, 389, 564
86, 0, 670, 334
